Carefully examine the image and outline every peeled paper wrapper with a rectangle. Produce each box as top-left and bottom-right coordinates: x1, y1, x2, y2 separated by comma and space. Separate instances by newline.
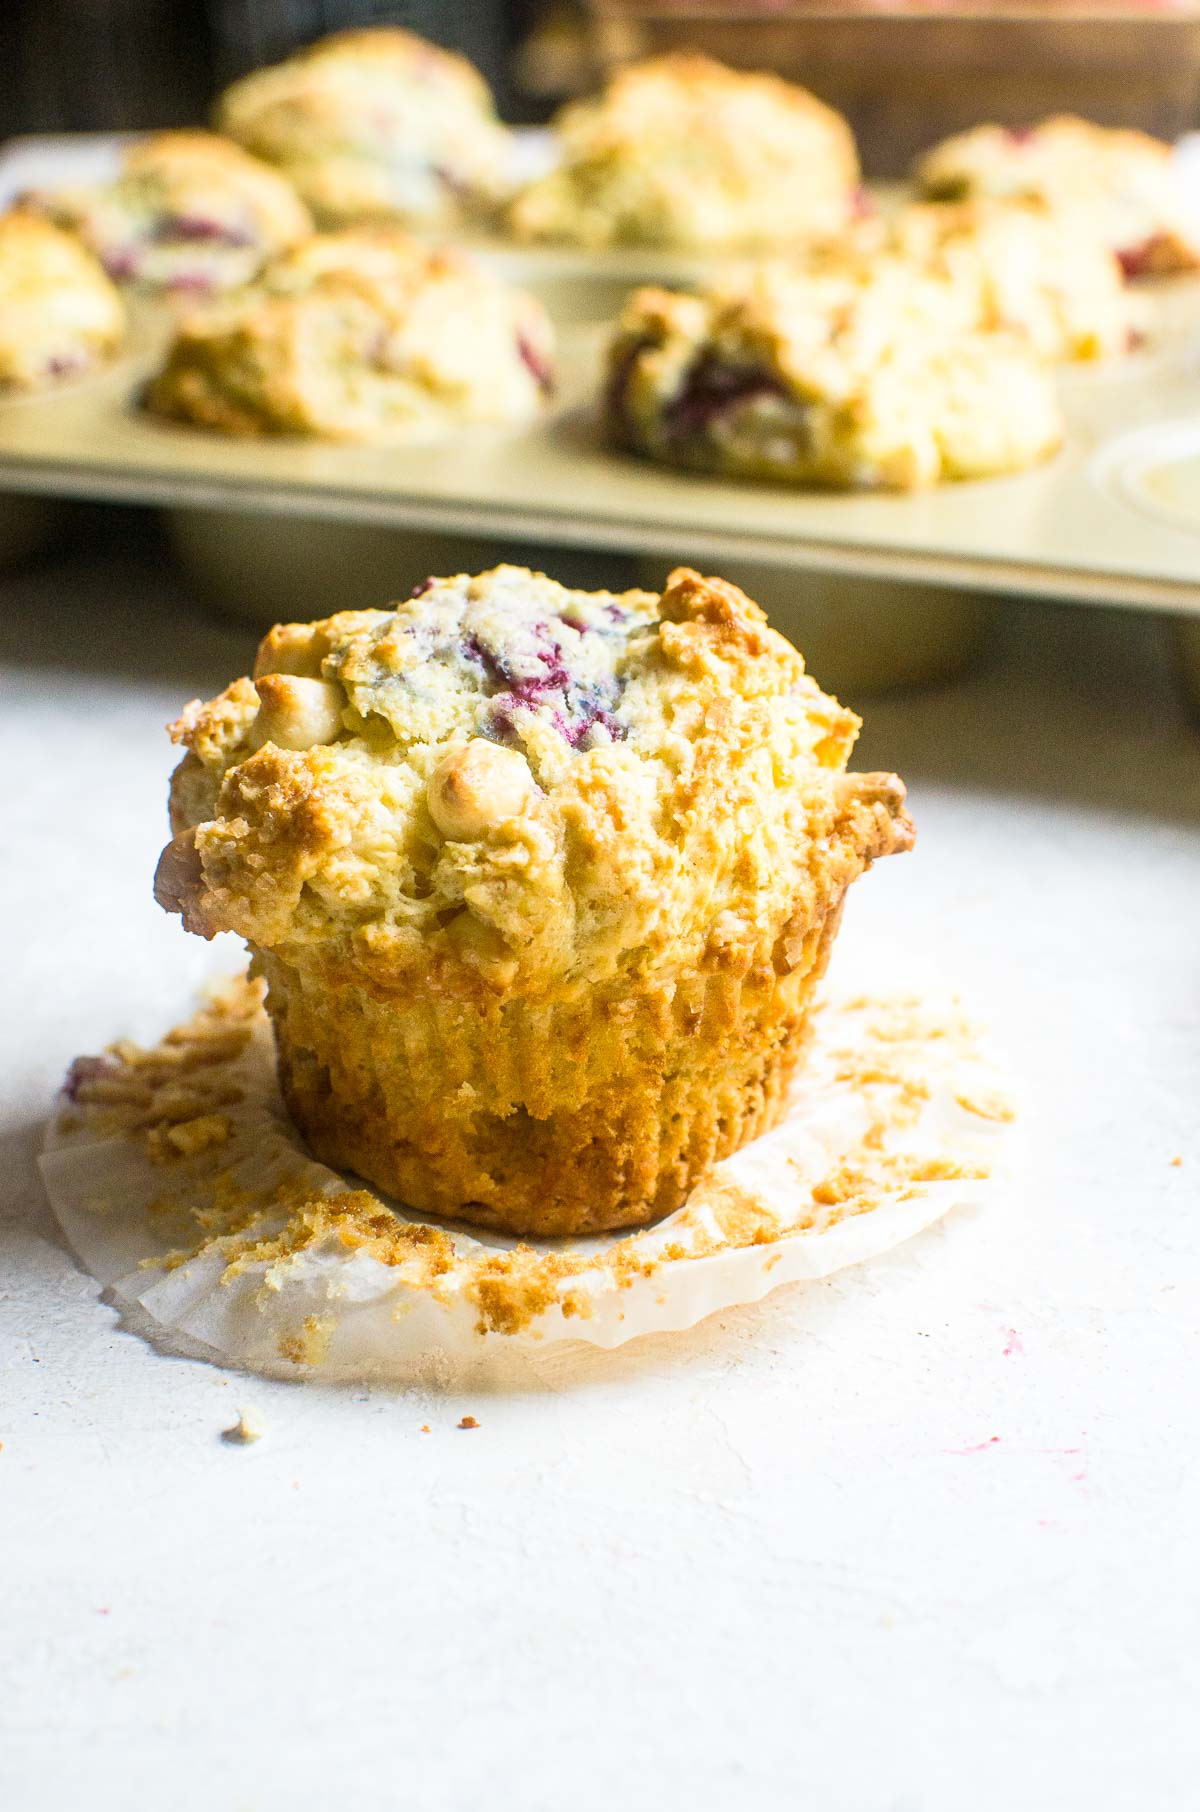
39, 969, 1013, 1380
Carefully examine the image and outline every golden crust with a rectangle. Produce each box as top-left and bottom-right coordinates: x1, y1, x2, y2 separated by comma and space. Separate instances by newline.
215, 26, 512, 229
145, 229, 554, 440
230, 25, 493, 110
0, 211, 124, 389
892, 199, 1135, 363
915, 115, 1200, 274
510, 53, 859, 251
604, 257, 1064, 490
21, 130, 311, 294
156, 563, 911, 1236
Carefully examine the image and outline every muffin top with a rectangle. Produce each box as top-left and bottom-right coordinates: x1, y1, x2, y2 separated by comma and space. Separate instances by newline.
604, 256, 1063, 488
509, 53, 859, 250
215, 26, 513, 227
22, 131, 312, 292
914, 115, 1200, 273
0, 211, 125, 390
157, 566, 911, 997
145, 228, 554, 439
892, 198, 1134, 362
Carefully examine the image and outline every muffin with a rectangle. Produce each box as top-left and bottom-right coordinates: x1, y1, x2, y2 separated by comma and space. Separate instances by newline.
509, 54, 859, 251
20, 131, 312, 294
154, 564, 914, 1237
0, 212, 125, 391
892, 199, 1136, 363
914, 116, 1200, 276
216, 26, 514, 230
145, 229, 554, 440
604, 259, 1064, 491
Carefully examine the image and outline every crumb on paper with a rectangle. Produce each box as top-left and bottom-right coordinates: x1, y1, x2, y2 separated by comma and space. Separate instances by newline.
52, 978, 1011, 1354
1171, 1156, 1183, 1167
953, 1085, 1016, 1123
276, 1314, 334, 1368
458, 1415, 479, 1430
420, 1424, 431, 1433
223, 1405, 266, 1445
146, 1112, 232, 1164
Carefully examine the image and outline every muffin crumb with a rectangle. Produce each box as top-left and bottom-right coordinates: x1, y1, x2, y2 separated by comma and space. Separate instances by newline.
223, 1406, 266, 1444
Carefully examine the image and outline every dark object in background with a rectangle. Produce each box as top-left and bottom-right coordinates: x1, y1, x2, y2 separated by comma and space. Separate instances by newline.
206, 2, 515, 98
586, 6, 1200, 175
0, 0, 215, 134
0, 0, 540, 136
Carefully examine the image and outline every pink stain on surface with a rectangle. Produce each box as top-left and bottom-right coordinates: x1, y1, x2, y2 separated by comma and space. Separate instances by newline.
1003, 1329, 1024, 1356
950, 1436, 1002, 1455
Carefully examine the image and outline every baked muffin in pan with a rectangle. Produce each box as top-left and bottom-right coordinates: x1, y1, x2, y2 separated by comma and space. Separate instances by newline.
604, 258, 1063, 491
0, 211, 125, 391
155, 564, 913, 1237
146, 229, 554, 441
915, 116, 1200, 276
21, 131, 312, 294
510, 54, 860, 252
216, 27, 514, 231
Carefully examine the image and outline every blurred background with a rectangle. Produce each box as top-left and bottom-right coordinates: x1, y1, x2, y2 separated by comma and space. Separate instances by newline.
4, 0, 1200, 169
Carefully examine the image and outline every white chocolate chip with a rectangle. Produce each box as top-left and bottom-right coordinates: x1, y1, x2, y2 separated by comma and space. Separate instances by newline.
426, 740, 533, 840
446, 910, 518, 986
250, 675, 344, 751
253, 622, 325, 679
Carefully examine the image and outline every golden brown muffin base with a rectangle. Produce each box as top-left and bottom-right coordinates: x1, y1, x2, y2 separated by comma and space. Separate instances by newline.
255, 901, 846, 1238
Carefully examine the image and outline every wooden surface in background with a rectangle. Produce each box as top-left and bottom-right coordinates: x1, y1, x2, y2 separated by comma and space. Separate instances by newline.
587, 10, 1200, 170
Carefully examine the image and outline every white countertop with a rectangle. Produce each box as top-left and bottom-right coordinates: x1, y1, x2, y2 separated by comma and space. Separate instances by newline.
2, 535, 1198, 1811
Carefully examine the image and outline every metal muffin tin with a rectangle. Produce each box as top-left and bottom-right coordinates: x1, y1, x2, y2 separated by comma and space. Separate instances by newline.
2, 137, 1199, 695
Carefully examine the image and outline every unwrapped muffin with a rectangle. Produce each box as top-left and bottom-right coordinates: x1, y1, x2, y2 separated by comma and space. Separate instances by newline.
604, 259, 1064, 490
509, 54, 859, 251
914, 116, 1200, 276
145, 229, 554, 440
155, 564, 913, 1237
216, 27, 514, 230
0, 212, 125, 391
21, 131, 312, 294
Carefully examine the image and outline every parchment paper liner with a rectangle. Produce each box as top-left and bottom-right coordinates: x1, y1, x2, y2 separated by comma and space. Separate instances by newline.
39, 970, 1013, 1379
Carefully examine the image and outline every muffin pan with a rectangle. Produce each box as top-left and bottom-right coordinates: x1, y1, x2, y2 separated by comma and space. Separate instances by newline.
2, 138, 1200, 626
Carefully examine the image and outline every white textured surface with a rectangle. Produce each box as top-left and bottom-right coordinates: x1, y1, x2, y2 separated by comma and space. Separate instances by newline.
2, 536, 1199, 1810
